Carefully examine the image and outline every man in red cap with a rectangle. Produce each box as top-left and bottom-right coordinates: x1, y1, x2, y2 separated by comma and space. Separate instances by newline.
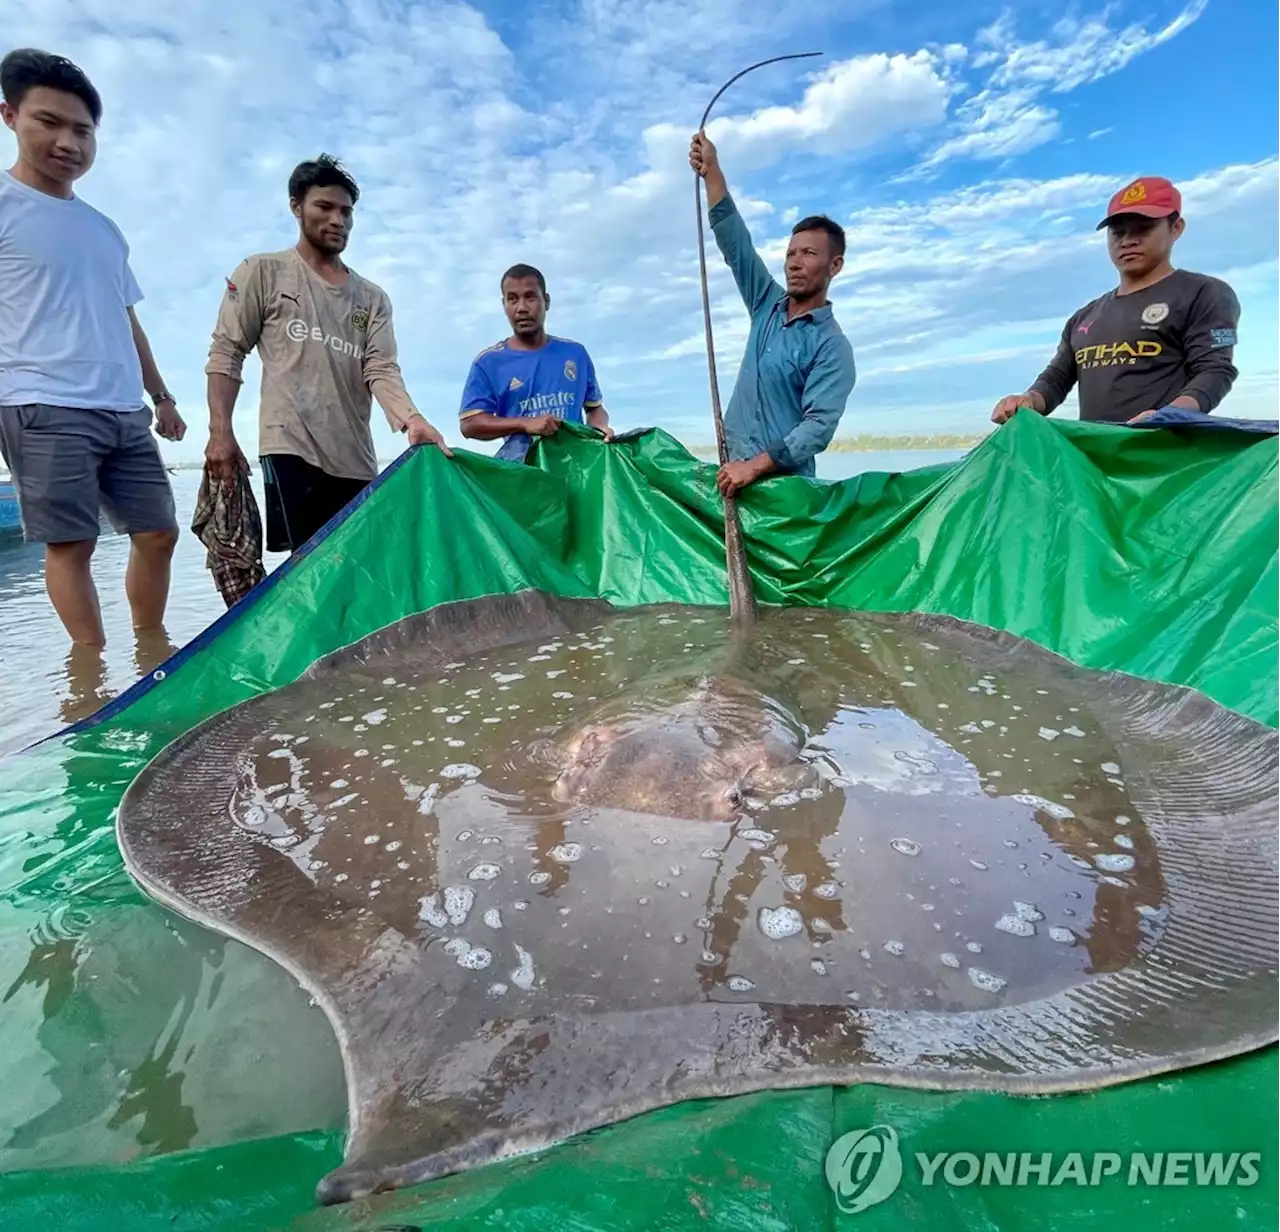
991, 176, 1240, 426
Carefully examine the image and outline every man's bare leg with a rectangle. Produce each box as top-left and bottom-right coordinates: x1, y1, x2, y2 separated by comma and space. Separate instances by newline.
125, 529, 178, 631
45, 539, 105, 647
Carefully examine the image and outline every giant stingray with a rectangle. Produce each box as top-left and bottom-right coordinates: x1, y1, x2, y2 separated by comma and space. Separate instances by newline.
116, 591, 1279, 1205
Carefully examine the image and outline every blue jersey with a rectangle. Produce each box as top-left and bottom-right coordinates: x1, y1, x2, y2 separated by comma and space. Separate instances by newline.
459, 336, 603, 462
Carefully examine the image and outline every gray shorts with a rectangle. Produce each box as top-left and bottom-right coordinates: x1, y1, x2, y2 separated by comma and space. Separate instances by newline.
0, 404, 178, 544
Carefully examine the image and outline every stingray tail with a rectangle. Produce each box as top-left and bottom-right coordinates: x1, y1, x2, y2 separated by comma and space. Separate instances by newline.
723, 494, 757, 625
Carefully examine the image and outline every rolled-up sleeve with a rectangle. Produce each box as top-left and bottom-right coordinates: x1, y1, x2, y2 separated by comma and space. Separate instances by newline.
205, 259, 263, 384
709, 193, 783, 316
767, 333, 856, 472
1175, 279, 1240, 412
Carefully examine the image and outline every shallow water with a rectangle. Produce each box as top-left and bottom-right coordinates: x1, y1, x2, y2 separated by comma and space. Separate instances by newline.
0, 449, 964, 756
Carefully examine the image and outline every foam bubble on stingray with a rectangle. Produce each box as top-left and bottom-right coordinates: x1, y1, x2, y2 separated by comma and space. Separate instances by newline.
883, 940, 905, 957
444, 886, 475, 926
468, 863, 501, 882
510, 944, 536, 990
757, 906, 803, 940
1095, 853, 1136, 873
968, 967, 1008, 993
1011, 793, 1076, 820
529, 871, 551, 886
419, 893, 450, 929
483, 908, 503, 929
456, 945, 493, 971
890, 838, 921, 857
995, 914, 1036, 938
783, 874, 807, 893
1049, 927, 1076, 945
940, 952, 961, 969
441, 764, 480, 780
1114, 834, 1135, 850
815, 882, 839, 899
726, 975, 755, 992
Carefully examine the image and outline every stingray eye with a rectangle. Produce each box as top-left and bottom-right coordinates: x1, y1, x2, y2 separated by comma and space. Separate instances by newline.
726, 787, 744, 809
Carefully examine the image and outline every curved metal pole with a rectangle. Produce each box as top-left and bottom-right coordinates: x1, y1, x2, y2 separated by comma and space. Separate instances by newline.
694, 52, 821, 624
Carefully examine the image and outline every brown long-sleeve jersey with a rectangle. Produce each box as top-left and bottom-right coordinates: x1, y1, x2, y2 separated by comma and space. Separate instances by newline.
205, 248, 419, 480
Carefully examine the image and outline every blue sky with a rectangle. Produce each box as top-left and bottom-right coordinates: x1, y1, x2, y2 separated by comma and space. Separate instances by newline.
6, 0, 1277, 462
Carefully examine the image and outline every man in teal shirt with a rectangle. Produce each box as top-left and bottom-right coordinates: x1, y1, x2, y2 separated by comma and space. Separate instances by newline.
690, 132, 856, 495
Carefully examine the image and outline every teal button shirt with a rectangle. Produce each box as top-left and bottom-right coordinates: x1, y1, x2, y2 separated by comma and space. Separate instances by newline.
709, 194, 856, 476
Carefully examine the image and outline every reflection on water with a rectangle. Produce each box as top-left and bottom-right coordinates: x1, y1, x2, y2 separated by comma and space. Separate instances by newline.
223, 606, 1164, 1018
0, 472, 289, 754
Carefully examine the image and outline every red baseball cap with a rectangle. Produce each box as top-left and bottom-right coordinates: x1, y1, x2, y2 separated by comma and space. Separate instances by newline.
1096, 177, 1182, 229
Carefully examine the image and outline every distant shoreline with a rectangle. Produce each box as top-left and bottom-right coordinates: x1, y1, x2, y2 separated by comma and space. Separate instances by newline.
148, 432, 989, 473
687, 432, 987, 456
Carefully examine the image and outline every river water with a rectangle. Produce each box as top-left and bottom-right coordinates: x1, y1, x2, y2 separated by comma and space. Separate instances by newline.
0, 448, 964, 756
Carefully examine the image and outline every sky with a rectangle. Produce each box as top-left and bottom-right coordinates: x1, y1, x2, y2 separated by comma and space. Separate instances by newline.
5, 0, 1278, 463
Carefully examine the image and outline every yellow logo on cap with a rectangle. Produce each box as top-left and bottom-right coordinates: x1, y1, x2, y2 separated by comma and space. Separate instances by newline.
1119, 182, 1148, 205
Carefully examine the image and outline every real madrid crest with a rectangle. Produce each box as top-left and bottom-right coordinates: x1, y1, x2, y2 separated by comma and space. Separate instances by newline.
564, 359, 578, 381
351, 307, 370, 333
1141, 302, 1169, 326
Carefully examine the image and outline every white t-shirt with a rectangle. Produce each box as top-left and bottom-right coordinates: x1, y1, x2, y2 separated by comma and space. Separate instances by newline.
0, 171, 146, 411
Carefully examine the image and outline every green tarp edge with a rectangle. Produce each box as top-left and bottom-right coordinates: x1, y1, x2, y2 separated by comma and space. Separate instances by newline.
0, 413, 1274, 1230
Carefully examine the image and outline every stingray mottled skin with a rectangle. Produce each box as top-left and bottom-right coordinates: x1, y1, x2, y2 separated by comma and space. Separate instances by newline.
116, 592, 1280, 1206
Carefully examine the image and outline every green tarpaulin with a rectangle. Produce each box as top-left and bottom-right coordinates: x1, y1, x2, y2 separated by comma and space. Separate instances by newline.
0, 412, 1275, 1230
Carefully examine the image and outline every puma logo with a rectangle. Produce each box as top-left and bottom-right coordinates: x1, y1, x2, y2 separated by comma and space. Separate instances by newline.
280, 292, 300, 305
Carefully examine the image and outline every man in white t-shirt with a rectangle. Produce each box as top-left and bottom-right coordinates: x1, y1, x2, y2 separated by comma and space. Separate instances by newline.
0, 48, 185, 649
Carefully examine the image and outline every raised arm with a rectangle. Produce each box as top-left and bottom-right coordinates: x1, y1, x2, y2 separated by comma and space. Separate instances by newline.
689, 132, 781, 316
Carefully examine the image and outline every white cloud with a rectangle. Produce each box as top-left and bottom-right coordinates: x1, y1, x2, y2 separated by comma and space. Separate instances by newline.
915, 3, 1208, 172
981, 1, 1209, 94
2, 0, 1273, 462
917, 89, 1060, 169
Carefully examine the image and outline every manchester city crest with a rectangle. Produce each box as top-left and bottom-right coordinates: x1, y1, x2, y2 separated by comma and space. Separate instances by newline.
564, 359, 578, 381
351, 308, 370, 333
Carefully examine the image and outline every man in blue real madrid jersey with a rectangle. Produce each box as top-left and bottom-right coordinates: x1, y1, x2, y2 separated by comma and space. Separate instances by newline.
459, 264, 611, 462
